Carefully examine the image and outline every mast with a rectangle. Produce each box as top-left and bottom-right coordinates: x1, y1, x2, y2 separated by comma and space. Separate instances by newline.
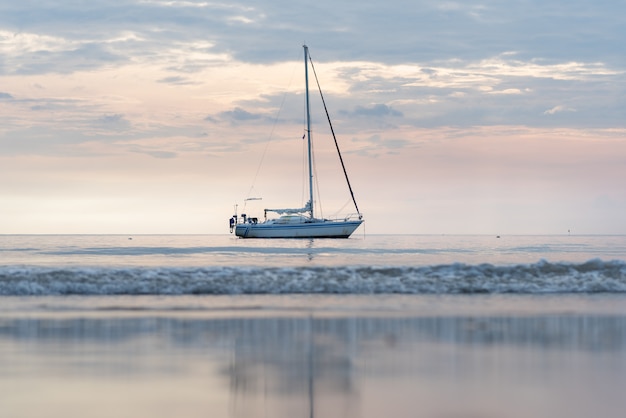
304, 45, 314, 219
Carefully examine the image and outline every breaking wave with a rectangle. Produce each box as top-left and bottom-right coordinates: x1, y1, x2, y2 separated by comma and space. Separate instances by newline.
1, 259, 625, 296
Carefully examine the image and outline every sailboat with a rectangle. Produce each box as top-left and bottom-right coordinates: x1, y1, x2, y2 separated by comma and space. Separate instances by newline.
231, 45, 363, 238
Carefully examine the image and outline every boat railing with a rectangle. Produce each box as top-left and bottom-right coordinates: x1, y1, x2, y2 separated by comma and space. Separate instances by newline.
325, 213, 362, 222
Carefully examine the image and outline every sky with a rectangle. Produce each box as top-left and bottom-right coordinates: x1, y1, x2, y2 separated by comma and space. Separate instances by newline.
1, 0, 625, 235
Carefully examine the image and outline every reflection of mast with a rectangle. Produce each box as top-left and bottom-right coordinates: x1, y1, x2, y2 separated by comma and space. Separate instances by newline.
308, 314, 315, 418
225, 316, 359, 418
306, 238, 315, 262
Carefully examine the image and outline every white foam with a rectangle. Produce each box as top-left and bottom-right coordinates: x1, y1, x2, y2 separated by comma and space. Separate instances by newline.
1, 259, 625, 296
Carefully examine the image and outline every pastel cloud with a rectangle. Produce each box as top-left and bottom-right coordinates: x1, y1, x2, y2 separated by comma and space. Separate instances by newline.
544, 105, 577, 115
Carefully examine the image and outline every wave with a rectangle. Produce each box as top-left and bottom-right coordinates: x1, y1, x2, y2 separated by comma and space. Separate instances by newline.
1, 259, 625, 296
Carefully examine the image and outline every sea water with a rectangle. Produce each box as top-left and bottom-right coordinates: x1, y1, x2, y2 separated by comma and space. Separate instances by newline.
1, 234, 626, 418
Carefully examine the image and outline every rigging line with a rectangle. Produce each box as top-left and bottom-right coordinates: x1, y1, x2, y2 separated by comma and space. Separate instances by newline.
331, 199, 351, 218
301, 125, 307, 207
311, 131, 324, 218
308, 53, 362, 219
244, 98, 284, 201
300, 83, 306, 208
244, 53, 300, 201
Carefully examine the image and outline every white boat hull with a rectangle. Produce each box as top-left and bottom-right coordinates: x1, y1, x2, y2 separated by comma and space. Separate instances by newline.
235, 219, 362, 238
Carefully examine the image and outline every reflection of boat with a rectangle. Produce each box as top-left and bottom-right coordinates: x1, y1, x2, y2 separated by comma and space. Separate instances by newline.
231, 45, 363, 238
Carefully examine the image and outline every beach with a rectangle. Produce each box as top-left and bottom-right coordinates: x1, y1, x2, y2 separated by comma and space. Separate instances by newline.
1, 235, 626, 417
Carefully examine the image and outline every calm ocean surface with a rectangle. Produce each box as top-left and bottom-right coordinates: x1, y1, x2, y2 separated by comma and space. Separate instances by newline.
2, 234, 626, 417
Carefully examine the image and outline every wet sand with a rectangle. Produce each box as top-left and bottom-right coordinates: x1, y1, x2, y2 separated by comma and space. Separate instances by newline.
2, 294, 626, 418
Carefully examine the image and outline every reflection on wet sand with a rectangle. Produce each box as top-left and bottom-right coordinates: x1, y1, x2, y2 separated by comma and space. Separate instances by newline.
2, 303, 626, 418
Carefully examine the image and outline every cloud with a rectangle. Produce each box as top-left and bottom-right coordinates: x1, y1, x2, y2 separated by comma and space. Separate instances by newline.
350, 104, 403, 118
157, 76, 196, 85
488, 88, 524, 95
219, 107, 264, 123
0, 30, 126, 75
1, 2, 625, 138
128, 146, 178, 159
1, 0, 622, 70
94, 114, 131, 131
544, 105, 577, 115
341, 132, 417, 158
0, 92, 13, 99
